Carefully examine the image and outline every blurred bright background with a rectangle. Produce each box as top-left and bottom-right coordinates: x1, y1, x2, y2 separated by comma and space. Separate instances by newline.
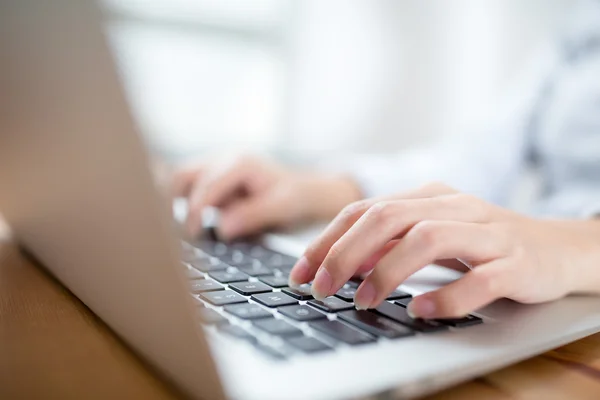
101, 0, 572, 162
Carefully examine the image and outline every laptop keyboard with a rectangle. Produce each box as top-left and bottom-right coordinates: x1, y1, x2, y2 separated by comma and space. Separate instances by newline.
181, 239, 483, 360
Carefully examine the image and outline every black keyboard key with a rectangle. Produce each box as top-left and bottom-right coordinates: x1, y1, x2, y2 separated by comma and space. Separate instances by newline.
251, 292, 298, 308
190, 259, 228, 273
199, 308, 228, 325
237, 263, 272, 277
308, 297, 355, 313
228, 281, 272, 296
272, 265, 294, 275
208, 270, 250, 283
253, 318, 303, 337
190, 279, 223, 293
218, 324, 256, 343
394, 297, 412, 308
281, 284, 313, 300
200, 290, 247, 306
373, 301, 448, 333
437, 314, 483, 328
224, 303, 272, 320
309, 320, 375, 345
334, 287, 357, 302
262, 254, 298, 269
387, 290, 411, 300
287, 336, 332, 353
278, 305, 326, 321
218, 251, 250, 266
195, 240, 228, 257
185, 268, 204, 280
338, 310, 415, 339
259, 275, 290, 288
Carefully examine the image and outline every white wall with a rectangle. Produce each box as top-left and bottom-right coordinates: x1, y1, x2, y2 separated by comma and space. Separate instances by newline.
285, 0, 572, 153
107, 0, 574, 158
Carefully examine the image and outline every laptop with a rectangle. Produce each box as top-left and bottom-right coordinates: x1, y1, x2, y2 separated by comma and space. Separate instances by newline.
2, 1, 600, 399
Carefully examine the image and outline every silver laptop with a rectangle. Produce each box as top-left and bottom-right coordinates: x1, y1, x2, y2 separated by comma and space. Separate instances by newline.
3, 1, 600, 399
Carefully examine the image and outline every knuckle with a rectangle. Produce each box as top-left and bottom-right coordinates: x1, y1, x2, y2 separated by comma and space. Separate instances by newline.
340, 200, 371, 220
325, 243, 346, 272
304, 242, 324, 264
409, 220, 440, 250
366, 201, 397, 223
472, 267, 502, 296
420, 181, 454, 194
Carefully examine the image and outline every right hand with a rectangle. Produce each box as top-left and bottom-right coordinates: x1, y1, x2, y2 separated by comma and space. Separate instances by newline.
172, 155, 363, 240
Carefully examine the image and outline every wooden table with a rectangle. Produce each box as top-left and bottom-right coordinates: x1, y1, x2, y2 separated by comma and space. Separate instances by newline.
2, 224, 600, 400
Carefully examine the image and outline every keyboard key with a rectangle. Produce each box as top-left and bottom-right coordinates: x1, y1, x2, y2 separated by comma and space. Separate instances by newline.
394, 297, 412, 308
287, 336, 333, 353
262, 254, 297, 269
436, 314, 483, 328
387, 290, 412, 300
308, 297, 355, 313
189, 260, 228, 273
253, 318, 303, 337
228, 281, 272, 296
272, 265, 294, 275
373, 301, 448, 333
190, 279, 223, 293
200, 290, 247, 306
281, 284, 313, 300
259, 275, 291, 288
185, 268, 204, 280
237, 263, 273, 277
245, 245, 275, 259
334, 287, 357, 302
255, 343, 287, 360
224, 303, 272, 320
218, 324, 256, 343
309, 320, 375, 345
251, 292, 298, 308
338, 310, 415, 339
278, 305, 326, 321
199, 308, 228, 325
195, 240, 228, 257
218, 251, 250, 266
208, 270, 250, 283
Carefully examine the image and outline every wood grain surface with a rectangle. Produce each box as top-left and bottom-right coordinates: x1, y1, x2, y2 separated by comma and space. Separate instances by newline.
2, 226, 600, 400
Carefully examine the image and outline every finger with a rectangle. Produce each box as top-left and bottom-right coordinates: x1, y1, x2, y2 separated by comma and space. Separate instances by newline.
185, 162, 249, 236
171, 165, 203, 198
290, 182, 457, 289
354, 221, 506, 309
217, 193, 282, 241
313, 194, 491, 299
406, 259, 511, 319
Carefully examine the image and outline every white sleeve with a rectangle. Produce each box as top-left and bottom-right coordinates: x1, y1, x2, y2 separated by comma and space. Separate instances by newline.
331, 41, 560, 208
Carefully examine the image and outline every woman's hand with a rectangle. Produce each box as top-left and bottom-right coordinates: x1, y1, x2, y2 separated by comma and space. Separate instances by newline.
289, 182, 600, 319
172, 154, 362, 240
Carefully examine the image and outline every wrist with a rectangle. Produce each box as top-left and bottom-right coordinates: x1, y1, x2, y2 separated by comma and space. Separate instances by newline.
298, 173, 363, 222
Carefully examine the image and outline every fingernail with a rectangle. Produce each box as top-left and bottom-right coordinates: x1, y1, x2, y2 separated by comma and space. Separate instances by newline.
289, 257, 311, 288
311, 267, 332, 301
407, 297, 436, 319
218, 218, 240, 241
354, 281, 376, 310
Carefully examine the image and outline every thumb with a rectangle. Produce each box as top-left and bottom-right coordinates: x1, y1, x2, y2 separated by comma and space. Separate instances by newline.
407, 260, 508, 319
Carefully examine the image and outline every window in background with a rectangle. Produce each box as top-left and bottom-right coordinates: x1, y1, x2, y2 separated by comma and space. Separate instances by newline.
102, 0, 292, 160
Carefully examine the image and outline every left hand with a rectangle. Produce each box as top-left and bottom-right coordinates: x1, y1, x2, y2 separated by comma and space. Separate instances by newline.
288, 183, 600, 319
